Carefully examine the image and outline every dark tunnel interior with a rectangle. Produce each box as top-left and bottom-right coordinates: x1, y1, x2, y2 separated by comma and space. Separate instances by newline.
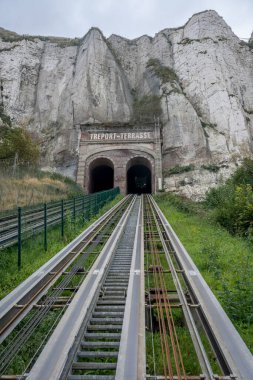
90, 165, 114, 193
127, 164, 151, 194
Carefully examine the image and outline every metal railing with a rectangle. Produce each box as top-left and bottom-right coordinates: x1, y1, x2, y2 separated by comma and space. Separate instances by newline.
0, 188, 120, 266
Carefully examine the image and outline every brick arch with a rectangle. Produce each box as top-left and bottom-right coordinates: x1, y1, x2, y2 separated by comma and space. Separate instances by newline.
86, 153, 116, 169
84, 148, 155, 194
85, 145, 156, 161
125, 153, 154, 170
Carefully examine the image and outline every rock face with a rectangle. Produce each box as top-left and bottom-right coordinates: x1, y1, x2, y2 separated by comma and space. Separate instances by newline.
0, 10, 253, 198
0, 28, 132, 176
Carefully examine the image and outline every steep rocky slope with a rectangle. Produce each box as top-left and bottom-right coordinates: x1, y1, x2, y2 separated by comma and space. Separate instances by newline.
0, 10, 253, 197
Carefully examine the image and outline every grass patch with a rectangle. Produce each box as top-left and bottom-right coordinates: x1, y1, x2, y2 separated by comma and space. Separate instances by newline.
0, 170, 84, 213
0, 195, 123, 300
146, 329, 202, 376
154, 193, 253, 353
0, 309, 62, 374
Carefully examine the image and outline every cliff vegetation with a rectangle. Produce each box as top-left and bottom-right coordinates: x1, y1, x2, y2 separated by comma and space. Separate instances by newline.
146, 58, 178, 83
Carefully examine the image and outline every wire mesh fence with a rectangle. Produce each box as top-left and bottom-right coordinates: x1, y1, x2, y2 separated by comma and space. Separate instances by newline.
0, 187, 120, 269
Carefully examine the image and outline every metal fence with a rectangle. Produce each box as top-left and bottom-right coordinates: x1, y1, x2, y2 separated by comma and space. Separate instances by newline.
0, 187, 120, 268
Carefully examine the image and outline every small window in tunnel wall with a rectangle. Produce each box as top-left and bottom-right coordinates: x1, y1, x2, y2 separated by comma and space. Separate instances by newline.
127, 164, 151, 194
90, 164, 114, 193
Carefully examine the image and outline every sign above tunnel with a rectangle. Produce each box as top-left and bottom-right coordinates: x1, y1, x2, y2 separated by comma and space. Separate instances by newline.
77, 122, 163, 194
81, 131, 154, 142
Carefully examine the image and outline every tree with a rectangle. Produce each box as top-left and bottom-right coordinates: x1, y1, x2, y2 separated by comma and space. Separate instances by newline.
0, 126, 39, 166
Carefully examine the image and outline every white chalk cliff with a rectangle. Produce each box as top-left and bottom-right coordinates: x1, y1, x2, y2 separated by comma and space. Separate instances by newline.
0, 10, 253, 198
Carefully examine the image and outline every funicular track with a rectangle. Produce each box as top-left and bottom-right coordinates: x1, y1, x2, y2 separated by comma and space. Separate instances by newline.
25, 195, 144, 380
59, 196, 141, 380
144, 195, 253, 380
0, 195, 133, 377
144, 195, 219, 379
0, 195, 252, 380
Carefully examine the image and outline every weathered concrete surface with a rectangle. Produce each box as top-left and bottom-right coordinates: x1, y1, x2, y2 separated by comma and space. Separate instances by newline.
0, 10, 253, 198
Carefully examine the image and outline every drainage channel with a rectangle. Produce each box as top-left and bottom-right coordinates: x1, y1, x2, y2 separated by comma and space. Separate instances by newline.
27, 196, 141, 380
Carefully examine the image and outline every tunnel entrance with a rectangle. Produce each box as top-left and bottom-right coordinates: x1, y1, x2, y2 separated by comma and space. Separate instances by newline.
89, 158, 114, 193
127, 157, 152, 194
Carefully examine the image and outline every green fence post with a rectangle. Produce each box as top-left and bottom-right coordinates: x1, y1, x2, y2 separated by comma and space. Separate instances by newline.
90, 195, 92, 217
18, 207, 22, 270
61, 200, 64, 237
95, 193, 98, 214
82, 196, 85, 222
90, 195, 93, 217
100, 193, 102, 208
73, 197, 76, 222
87, 196, 90, 220
96, 193, 99, 213
44, 203, 47, 251
94, 194, 96, 216
96, 193, 98, 214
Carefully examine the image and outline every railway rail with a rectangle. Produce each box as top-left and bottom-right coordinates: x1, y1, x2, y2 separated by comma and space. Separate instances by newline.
0, 195, 252, 380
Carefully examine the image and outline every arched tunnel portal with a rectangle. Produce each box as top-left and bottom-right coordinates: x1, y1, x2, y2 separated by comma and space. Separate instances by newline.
89, 157, 114, 193
126, 157, 152, 194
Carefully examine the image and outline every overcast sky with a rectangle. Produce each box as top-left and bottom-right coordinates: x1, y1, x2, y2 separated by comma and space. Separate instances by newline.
0, 0, 252, 40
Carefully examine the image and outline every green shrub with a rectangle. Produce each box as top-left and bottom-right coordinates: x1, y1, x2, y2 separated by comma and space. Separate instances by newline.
0, 105, 12, 127
201, 164, 220, 172
234, 185, 253, 237
0, 125, 39, 166
231, 158, 253, 187
146, 58, 178, 83
165, 164, 195, 175
205, 181, 234, 208
205, 159, 253, 238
